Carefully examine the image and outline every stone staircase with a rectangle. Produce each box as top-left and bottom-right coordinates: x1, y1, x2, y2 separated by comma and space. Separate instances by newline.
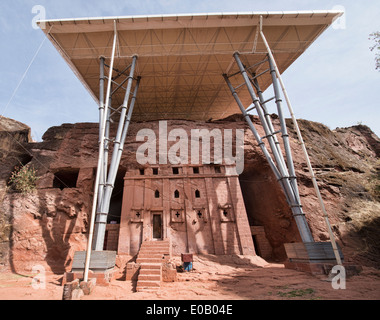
136, 240, 170, 292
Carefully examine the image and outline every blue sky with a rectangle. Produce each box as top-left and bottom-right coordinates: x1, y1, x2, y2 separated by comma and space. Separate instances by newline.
0, 0, 379, 141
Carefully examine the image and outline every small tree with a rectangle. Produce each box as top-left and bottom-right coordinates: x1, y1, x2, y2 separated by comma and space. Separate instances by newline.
9, 165, 38, 194
369, 31, 380, 71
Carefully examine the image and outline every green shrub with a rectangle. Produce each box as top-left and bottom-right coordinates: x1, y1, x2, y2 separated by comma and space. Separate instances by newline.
9, 165, 37, 194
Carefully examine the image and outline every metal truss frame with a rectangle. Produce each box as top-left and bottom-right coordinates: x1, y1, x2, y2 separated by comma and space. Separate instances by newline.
223, 23, 342, 265
84, 22, 141, 281
224, 53, 314, 244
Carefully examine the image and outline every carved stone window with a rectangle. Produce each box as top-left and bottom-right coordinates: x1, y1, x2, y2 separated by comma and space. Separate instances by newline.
193, 208, 207, 222
171, 209, 184, 223
219, 205, 234, 222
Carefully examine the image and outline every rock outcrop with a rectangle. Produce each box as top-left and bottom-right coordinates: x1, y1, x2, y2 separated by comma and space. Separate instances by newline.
0, 115, 379, 273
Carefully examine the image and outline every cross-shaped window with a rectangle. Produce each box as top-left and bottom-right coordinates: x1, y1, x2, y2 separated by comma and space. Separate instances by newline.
197, 211, 203, 218
136, 212, 141, 218
176, 212, 181, 218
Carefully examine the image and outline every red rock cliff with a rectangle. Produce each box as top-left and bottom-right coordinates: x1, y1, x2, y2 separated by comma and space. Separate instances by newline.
0, 116, 379, 273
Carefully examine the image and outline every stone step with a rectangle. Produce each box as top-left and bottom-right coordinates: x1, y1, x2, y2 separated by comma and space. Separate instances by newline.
138, 274, 161, 281
138, 252, 169, 260
140, 245, 169, 250
139, 246, 170, 251
138, 253, 167, 259
140, 248, 169, 252
141, 241, 169, 245
136, 287, 160, 292
139, 250, 169, 255
138, 252, 170, 257
139, 247, 170, 252
135, 242, 169, 292
137, 257, 165, 264
139, 268, 161, 275
140, 263, 162, 270
136, 280, 161, 289
141, 241, 169, 247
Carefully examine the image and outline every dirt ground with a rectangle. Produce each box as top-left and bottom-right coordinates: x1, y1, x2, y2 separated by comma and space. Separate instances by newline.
0, 255, 379, 300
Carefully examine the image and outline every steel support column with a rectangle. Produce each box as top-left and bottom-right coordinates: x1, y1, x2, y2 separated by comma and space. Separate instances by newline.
224, 52, 314, 244
267, 57, 301, 204
93, 55, 139, 251
84, 25, 118, 282
97, 57, 106, 208
259, 24, 342, 265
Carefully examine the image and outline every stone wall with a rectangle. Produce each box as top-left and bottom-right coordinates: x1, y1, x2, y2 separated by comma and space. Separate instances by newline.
251, 226, 272, 260
118, 165, 255, 257
104, 224, 120, 251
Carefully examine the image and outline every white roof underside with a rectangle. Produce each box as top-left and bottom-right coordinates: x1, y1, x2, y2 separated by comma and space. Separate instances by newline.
39, 11, 342, 121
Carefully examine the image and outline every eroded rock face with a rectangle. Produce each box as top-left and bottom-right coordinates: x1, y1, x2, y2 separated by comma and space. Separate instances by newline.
0, 115, 379, 273
0, 122, 96, 273
288, 121, 380, 267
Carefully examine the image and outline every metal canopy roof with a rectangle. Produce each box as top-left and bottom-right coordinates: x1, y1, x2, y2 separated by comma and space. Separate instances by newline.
39, 11, 342, 121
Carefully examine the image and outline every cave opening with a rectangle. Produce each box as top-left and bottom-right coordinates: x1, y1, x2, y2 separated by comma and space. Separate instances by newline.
20, 154, 33, 166
53, 168, 79, 190
107, 169, 126, 224
238, 162, 294, 261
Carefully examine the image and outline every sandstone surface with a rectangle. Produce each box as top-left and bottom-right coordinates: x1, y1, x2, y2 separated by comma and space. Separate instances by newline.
0, 115, 379, 274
